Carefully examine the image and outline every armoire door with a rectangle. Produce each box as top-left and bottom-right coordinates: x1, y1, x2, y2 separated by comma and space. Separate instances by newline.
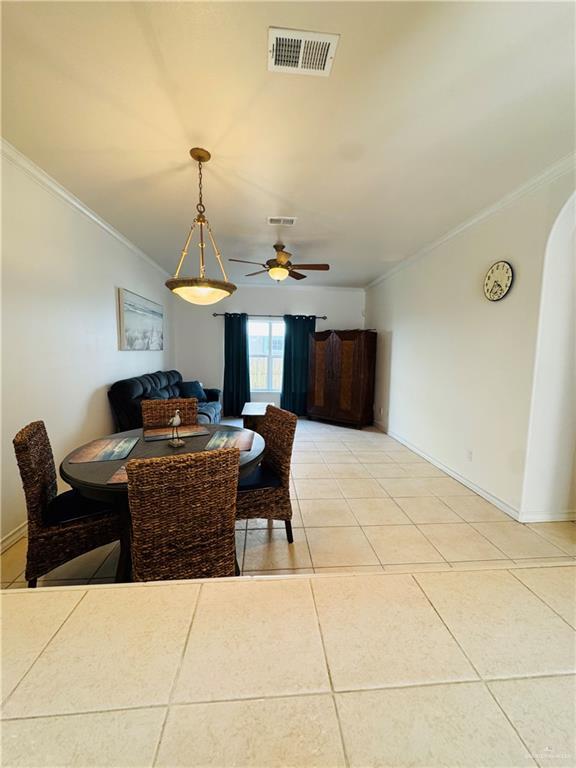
330, 330, 364, 424
307, 330, 333, 419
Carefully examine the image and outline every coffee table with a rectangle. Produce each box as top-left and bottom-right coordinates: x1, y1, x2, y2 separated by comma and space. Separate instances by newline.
241, 402, 273, 433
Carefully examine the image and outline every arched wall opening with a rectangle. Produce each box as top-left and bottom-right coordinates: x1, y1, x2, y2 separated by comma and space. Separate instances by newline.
521, 192, 575, 522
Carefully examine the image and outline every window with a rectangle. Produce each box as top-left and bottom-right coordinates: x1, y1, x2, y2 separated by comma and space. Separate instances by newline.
248, 319, 285, 392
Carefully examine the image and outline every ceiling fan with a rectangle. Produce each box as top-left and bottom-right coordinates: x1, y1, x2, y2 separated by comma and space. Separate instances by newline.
229, 243, 330, 282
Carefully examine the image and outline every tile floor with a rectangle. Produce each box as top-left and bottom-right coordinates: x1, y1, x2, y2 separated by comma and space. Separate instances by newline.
2, 419, 575, 587
1, 566, 575, 766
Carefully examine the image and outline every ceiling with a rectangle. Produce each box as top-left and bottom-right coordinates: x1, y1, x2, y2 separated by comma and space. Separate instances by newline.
2, 1, 574, 287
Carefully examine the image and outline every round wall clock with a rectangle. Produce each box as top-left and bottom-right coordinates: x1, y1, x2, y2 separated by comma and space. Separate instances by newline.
483, 261, 513, 301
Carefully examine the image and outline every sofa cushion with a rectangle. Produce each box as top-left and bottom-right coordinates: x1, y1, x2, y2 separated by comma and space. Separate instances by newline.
198, 401, 222, 423
179, 380, 207, 401
148, 388, 168, 400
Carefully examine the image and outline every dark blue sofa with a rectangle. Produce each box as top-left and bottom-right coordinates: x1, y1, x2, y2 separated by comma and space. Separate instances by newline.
108, 370, 222, 432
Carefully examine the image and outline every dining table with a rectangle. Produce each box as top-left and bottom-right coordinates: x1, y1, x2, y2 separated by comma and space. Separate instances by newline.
59, 423, 265, 580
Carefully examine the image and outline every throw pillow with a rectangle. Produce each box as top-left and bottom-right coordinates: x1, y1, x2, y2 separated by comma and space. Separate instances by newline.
179, 380, 207, 402
146, 388, 168, 400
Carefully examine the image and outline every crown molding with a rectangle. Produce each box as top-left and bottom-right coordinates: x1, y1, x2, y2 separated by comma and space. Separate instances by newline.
1, 139, 169, 277
367, 152, 576, 289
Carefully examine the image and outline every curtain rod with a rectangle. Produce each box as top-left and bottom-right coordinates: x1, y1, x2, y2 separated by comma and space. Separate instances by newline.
212, 313, 327, 319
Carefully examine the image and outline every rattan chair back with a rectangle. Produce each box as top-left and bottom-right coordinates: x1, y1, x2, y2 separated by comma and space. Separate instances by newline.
141, 398, 198, 429
13, 421, 58, 534
126, 448, 240, 581
259, 405, 297, 486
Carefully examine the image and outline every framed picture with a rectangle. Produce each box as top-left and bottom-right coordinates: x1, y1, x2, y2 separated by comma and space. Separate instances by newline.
118, 288, 164, 351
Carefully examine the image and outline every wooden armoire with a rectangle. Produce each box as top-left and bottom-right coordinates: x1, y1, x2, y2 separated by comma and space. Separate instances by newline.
307, 330, 377, 428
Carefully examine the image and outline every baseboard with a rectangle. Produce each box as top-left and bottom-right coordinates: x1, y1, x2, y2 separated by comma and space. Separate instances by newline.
373, 425, 521, 521
1, 521, 27, 554
518, 508, 576, 523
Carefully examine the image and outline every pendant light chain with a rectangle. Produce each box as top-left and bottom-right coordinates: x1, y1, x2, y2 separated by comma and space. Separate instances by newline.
165, 147, 237, 305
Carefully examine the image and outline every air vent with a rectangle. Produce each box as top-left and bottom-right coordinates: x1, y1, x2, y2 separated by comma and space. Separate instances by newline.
268, 28, 339, 77
267, 216, 297, 226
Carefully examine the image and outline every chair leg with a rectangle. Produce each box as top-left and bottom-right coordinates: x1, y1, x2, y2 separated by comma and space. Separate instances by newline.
235, 556, 241, 576
285, 519, 294, 544
27, 578, 37, 588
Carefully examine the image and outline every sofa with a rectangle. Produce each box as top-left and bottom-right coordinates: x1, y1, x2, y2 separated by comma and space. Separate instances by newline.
108, 370, 222, 432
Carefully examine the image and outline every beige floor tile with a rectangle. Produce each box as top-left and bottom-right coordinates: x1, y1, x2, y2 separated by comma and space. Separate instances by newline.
348, 498, 411, 526
243, 527, 312, 570
41, 542, 118, 582
306, 527, 379, 568
440, 496, 513, 521
326, 463, 370, 479
3, 585, 199, 717
245, 501, 303, 529
384, 562, 453, 573
472, 522, 567, 558
362, 463, 407, 478
313, 575, 475, 689
318, 451, 359, 463
313, 441, 348, 451
378, 478, 437, 497
418, 523, 507, 561
291, 463, 333, 479
511, 557, 576, 567
416, 570, 576, 678
364, 525, 446, 564
512, 566, 576, 627
1, 538, 27, 583
396, 497, 462, 523
488, 675, 576, 768
291, 451, 324, 464
337, 684, 534, 768
1, 590, 85, 701
398, 463, 447, 478
299, 499, 358, 527
336, 479, 388, 498
353, 452, 395, 464
173, 579, 329, 702
244, 569, 314, 576
449, 560, 516, 571
294, 479, 343, 499
157, 695, 345, 767
235, 519, 247, 530
1, 707, 165, 767
527, 522, 576, 555
315, 565, 384, 574
91, 544, 121, 579
427, 478, 475, 496
385, 450, 423, 463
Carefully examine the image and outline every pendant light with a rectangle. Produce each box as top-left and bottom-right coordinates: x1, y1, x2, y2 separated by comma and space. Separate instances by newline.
166, 148, 236, 305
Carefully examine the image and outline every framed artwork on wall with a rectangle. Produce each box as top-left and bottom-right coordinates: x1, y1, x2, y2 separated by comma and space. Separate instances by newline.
118, 288, 164, 351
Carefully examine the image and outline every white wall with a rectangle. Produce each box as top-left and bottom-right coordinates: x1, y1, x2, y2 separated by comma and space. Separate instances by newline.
1, 144, 176, 544
174, 285, 365, 406
521, 193, 575, 521
365, 171, 573, 518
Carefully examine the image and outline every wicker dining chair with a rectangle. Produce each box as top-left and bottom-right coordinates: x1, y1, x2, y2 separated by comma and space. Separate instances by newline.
236, 405, 298, 542
125, 448, 240, 581
141, 398, 198, 429
12, 421, 122, 588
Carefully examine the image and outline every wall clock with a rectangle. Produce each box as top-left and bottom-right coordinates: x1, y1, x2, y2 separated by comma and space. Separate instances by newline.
484, 261, 513, 301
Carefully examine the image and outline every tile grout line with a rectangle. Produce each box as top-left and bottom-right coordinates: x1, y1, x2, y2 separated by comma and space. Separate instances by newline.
507, 568, 576, 632
306, 578, 351, 768
3, 671, 575, 723
523, 524, 576, 557
1, 589, 90, 707
482, 681, 542, 766
151, 581, 203, 766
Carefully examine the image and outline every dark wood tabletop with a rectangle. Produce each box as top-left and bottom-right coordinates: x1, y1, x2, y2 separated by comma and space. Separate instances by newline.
60, 424, 265, 503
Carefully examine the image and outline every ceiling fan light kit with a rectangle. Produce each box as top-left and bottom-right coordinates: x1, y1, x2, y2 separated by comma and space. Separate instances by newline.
229, 242, 330, 283
165, 148, 236, 306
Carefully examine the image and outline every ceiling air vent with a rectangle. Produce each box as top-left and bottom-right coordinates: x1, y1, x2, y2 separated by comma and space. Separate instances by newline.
267, 216, 297, 226
268, 28, 339, 77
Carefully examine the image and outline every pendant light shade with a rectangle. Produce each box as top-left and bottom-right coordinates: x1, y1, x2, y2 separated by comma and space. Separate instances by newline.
268, 266, 290, 281
166, 148, 236, 305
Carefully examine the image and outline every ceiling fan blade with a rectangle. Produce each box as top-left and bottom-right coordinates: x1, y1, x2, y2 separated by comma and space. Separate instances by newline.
229, 259, 266, 266
289, 264, 330, 270
289, 271, 307, 280
245, 270, 268, 277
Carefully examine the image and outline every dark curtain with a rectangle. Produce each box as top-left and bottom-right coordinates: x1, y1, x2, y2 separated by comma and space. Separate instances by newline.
223, 313, 251, 416
281, 314, 316, 415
